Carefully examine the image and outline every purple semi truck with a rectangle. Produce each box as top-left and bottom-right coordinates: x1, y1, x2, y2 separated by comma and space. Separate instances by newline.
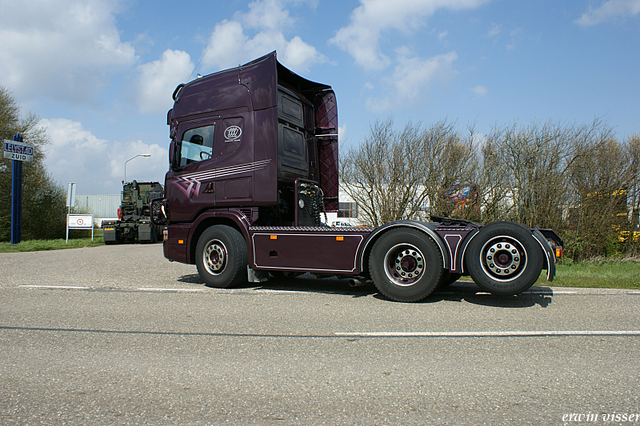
152, 51, 561, 302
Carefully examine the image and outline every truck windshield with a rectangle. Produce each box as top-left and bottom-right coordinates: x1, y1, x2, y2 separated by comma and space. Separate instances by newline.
180, 125, 215, 166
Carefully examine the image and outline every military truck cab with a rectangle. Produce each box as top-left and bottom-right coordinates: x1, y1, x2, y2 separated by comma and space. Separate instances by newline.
103, 180, 164, 244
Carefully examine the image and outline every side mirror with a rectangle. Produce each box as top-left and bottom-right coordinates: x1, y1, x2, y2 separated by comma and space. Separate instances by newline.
150, 197, 167, 225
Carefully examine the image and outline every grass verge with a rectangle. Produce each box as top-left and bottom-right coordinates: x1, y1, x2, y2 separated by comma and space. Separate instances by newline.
536, 259, 640, 289
0, 234, 105, 253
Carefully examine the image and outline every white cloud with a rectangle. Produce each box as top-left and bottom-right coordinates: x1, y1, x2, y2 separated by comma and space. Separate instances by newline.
136, 50, 194, 114
0, 0, 136, 105
471, 85, 488, 96
575, 0, 640, 26
201, 0, 324, 74
366, 51, 458, 112
338, 124, 348, 143
241, 0, 295, 31
330, 0, 488, 71
204, 20, 249, 69
41, 118, 166, 193
487, 22, 501, 38
486, 22, 522, 51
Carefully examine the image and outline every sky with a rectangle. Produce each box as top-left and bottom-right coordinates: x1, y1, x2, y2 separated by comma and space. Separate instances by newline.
1, 0, 639, 195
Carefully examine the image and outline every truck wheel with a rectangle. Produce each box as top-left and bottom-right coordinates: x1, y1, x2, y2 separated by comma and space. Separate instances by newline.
196, 225, 247, 288
465, 221, 543, 296
369, 228, 443, 302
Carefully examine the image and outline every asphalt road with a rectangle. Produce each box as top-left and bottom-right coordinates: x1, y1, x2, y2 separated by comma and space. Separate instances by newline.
1, 244, 639, 425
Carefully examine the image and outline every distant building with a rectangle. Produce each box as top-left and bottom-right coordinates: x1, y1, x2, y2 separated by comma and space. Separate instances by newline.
75, 194, 120, 226
324, 190, 362, 227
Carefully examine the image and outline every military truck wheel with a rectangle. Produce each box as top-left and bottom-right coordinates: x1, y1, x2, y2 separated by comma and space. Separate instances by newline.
196, 225, 248, 288
369, 228, 443, 302
465, 221, 543, 296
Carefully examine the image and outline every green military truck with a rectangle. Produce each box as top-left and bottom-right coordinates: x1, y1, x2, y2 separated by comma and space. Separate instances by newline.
103, 181, 164, 244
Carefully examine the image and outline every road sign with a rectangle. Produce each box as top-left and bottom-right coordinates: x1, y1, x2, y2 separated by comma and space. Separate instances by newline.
68, 215, 94, 229
3, 139, 34, 162
66, 214, 94, 243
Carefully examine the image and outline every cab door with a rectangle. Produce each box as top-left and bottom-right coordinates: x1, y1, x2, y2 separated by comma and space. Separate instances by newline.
165, 121, 217, 223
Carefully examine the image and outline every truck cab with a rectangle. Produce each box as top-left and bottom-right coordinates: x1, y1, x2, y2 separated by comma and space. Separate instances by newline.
156, 51, 560, 302
165, 52, 337, 225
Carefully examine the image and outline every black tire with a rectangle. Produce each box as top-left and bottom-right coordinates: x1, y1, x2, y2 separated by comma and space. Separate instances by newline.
196, 225, 248, 288
151, 225, 157, 244
437, 271, 462, 289
465, 221, 543, 296
369, 228, 443, 302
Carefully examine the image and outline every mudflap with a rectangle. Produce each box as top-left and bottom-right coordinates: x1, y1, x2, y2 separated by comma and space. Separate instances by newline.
532, 227, 556, 282
103, 225, 118, 244
248, 267, 269, 283
138, 223, 154, 243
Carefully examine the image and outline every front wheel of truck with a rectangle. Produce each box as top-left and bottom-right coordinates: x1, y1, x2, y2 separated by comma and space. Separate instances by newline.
196, 225, 248, 288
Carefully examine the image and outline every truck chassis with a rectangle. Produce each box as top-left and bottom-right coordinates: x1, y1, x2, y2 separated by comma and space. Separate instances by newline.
158, 203, 560, 302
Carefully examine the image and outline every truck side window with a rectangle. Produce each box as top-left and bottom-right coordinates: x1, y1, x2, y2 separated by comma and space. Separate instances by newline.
179, 125, 215, 167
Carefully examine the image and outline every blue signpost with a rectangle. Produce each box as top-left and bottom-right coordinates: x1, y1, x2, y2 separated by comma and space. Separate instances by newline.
11, 134, 23, 244
3, 134, 35, 244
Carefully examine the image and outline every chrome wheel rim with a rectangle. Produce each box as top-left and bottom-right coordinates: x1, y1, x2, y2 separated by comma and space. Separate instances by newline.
203, 239, 227, 275
480, 235, 528, 282
383, 243, 425, 287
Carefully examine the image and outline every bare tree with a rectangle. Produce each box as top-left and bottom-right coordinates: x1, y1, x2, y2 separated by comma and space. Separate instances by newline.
567, 128, 634, 259
626, 134, 640, 231
340, 119, 424, 226
417, 121, 479, 220
478, 120, 576, 229
339, 119, 478, 226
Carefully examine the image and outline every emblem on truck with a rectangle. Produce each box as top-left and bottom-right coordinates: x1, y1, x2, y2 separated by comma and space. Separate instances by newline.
224, 126, 242, 142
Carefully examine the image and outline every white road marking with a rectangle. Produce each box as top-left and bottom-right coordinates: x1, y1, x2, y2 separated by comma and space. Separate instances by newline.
253, 289, 337, 295
137, 288, 205, 292
19, 285, 90, 290
335, 330, 640, 337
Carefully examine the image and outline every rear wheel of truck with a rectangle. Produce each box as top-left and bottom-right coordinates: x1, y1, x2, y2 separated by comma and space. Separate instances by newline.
369, 228, 443, 302
465, 221, 543, 296
196, 225, 248, 288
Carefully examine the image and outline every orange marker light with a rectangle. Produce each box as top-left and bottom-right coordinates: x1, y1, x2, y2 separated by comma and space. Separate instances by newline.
336, 236, 344, 241
270, 235, 278, 240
